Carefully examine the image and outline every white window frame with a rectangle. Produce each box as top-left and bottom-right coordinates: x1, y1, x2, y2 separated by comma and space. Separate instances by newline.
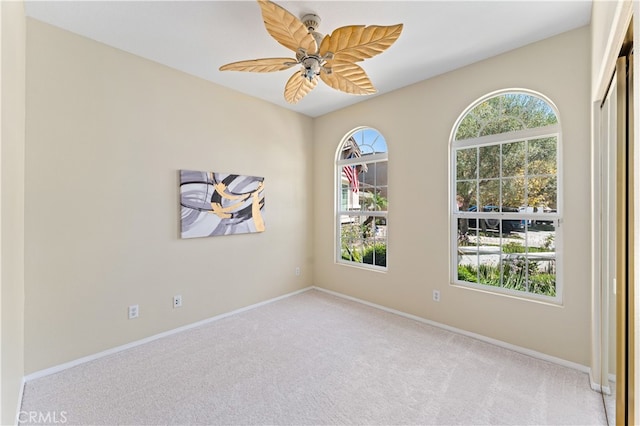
450, 90, 563, 304
335, 127, 388, 271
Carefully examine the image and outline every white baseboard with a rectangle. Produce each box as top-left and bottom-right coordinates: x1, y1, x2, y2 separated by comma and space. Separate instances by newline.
24, 286, 313, 382
589, 371, 610, 394
22, 285, 597, 392
589, 371, 616, 395
312, 286, 592, 376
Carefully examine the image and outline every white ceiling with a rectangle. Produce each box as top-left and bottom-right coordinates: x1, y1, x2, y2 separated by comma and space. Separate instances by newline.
24, 0, 592, 118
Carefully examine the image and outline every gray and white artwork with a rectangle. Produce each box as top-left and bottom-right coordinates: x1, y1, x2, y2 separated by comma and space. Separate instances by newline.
180, 170, 265, 238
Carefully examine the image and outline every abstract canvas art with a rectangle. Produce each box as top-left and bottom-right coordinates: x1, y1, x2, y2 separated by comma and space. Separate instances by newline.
180, 170, 265, 238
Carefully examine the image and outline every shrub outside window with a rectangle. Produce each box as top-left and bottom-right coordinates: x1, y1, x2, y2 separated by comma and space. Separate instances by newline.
452, 91, 561, 302
337, 128, 388, 270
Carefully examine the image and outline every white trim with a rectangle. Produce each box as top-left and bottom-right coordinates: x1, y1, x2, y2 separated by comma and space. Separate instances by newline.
23, 287, 313, 382
337, 152, 387, 166
590, 371, 612, 395
451, 279, 561, 306
593, 0, 633, 102
450, 91, 563, 305
23, 285, 594, 397
338, 210, 387, 218
455, 211, 559, 221
312, 286, 591, 376
453, 126, 559, 149
335, 258, 388, 273
334, 126, 389, 271
596, 84, 607, 388
589, 372, 615, 396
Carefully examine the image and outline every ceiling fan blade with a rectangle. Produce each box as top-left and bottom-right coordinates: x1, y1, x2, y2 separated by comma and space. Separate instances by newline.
284, 71, 318, 104
320, 61, 376, 95
319, 24, 403, 63
258, 0, 317, 54
219, 58, 298, 73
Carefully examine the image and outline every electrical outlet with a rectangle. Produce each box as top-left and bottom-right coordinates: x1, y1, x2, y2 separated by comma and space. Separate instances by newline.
433, 290, 440, 302
295, 267, 301, 276
173, 295, 182, 308
128, 304, 139, 319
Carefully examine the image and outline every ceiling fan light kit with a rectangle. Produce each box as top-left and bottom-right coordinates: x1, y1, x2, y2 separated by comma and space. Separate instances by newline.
219, 0, 403, 104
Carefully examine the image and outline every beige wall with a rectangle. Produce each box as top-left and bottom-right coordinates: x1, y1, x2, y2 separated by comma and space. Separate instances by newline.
24, 20, 314, 374
1, 1, 26, 424
314, 27, 591, 365
21, 11, 595, 380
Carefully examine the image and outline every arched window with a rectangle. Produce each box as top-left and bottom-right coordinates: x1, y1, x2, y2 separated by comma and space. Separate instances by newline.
336, 127, 388, 270
451, 91, 561, 302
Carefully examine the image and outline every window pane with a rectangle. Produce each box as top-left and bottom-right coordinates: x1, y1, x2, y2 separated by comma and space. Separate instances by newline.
457, 227, 478, 283
341, 138, 359, 160
340, 215, 364, 263
480, 117, 524, 136
526, 224, 556, 296
478, 238, 501, 287
502, 178, 525, 211
455, 115, 481, 140
456, 148, 477, 180
363, 236, 386, 267
497, 225, 556, 296
341, 169, 360, 211
528, 176, 557, 210
350, 128, 388, 156
478, 179, 500, 207
357, 163, 367, 193
455, 93, 558, 141
361, 188, 388, 212
513, 95, 557, 128
528, 137, 557, 176
341, 186, 348, 211
501, 238, 528, 292
483, 211, 500, 231
340, 214, 387, 267
341, 165, 359, 198
479, 145, 500, 178
359, 162, 375, 212
359, 162, 374, 192
502, 141, 525, 177
456, 181, 476, 211
357, 128, 388, 155
377, 161, 388, 210
355, 162, 388, 212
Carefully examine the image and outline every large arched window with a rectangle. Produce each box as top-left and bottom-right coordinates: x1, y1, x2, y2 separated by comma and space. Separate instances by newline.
336, 127, 388, 270
451, 90, 561, 302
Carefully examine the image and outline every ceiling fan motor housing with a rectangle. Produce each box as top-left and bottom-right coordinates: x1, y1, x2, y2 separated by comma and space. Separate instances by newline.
301, 13, 324, 52
301, 13, 321, 31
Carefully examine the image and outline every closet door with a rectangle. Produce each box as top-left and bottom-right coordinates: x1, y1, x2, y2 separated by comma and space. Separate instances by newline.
614, 51, 635, 426
599, 58, 617, 407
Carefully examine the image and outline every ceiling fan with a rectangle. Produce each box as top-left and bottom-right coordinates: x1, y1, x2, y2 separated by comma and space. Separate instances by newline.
219, 0, 403, 104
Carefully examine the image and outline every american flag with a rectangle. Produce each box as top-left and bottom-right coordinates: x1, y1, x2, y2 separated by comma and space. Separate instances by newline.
343, 165, 358, 193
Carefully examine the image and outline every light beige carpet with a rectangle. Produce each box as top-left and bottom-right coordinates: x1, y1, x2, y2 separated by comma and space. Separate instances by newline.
20, 289, 607, 425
